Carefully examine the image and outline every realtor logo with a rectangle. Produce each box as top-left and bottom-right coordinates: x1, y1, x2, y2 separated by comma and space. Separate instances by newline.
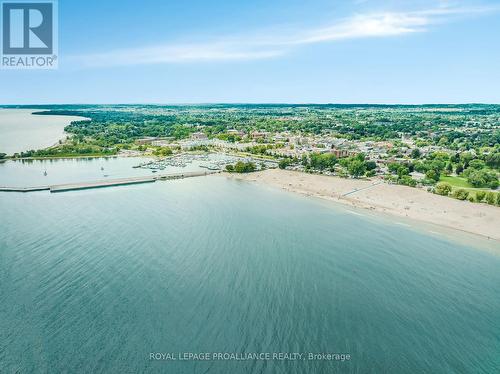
1, 0, 58, 69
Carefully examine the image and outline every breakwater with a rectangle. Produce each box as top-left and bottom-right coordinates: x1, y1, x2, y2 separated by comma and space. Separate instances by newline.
0, 170, 218, 193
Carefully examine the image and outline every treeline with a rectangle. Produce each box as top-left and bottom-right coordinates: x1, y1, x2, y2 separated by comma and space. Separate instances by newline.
30, 104, 500, 154
386, 149, 500, 189
12, 144, 117, 158
225, 161, 256, 173
279, 152, 377, 178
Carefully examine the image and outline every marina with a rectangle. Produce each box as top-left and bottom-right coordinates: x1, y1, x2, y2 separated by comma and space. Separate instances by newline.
0, 152, 277, 195
133, 153, 278, 172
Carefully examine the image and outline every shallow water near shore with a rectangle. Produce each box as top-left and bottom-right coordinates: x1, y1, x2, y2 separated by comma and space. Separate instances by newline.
1, 176, 499, 373
268, 182, 500, 254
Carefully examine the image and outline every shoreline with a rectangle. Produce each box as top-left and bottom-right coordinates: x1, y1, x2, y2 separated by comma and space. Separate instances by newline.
224, 169, 500, 244
2, 149, 498, 245
6, 154, 121, 161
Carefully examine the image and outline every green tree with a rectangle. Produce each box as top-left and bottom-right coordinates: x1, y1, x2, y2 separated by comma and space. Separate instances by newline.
452, 189, 469, 200
425, 169, 440, 182
410, 148, 421, 159
278, 158, 291, 169
467, 169, 499, 189
365, 170, 376, 177
485, 152, 500, 169
399, 175, 417, 187
348, 160, 366, 178
365, 161, 377, 171
485, 192, 496, 205
460, 152, 474, 166
397, 166, 410, 178
475, 191, 486, 202
445, 162, 453, 174
354, 153, 366, 162
153, 147, 173, 156
468, 159, 486, 170
435, 182, 452, 196
430, 160, 445, 173
388, 162, 399, 174
309, 153, 337, 171
171, 125, 193, 140
233, 161, 256, 173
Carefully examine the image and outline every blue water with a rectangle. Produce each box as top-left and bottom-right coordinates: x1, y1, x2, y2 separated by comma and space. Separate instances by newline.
0, 174, 499, 373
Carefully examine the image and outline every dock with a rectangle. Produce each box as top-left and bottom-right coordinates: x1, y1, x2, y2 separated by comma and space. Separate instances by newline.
0, 170, 218, 194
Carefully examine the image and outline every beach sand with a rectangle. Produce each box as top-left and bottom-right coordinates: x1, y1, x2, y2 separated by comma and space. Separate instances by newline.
225, 169, 500, 242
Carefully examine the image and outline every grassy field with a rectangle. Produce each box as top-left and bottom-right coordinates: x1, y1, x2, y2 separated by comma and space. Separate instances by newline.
439, 175, 473, 188
439, 175, 498, 201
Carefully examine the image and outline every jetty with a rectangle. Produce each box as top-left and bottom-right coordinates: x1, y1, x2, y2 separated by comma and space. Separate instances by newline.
0, 170, 218, 194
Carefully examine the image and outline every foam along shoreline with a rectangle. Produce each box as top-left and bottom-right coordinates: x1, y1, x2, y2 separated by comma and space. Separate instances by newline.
226, 169, 500, 242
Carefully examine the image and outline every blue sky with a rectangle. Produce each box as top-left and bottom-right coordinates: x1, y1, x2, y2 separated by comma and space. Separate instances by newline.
1, 0, 500, 104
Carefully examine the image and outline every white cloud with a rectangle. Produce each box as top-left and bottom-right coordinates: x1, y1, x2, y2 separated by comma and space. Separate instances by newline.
290, 13, 429, 44
71, 4, 497, 68
75, 43, 284, 68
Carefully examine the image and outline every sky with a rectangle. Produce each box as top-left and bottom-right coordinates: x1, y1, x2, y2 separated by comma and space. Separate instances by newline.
1, 0, 500, 104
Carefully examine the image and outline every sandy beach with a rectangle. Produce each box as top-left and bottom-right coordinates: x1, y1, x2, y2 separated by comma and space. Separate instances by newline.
226, 169, 500, 242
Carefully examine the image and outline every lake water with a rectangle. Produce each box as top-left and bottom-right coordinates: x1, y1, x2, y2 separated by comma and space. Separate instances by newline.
0, 176, 499, 373
0, 110, 499, 373
0, 109, 87, 155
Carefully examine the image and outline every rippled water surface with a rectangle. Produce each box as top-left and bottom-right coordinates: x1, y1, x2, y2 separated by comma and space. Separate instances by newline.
1, 175, 499, 373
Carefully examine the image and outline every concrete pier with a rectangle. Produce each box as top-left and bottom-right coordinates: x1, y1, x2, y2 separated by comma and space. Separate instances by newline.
0, 170, 218, 193
0, 186, 50, 192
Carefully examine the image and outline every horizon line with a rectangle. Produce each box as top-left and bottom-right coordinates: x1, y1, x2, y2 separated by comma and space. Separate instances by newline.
1, 102, 500, 106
